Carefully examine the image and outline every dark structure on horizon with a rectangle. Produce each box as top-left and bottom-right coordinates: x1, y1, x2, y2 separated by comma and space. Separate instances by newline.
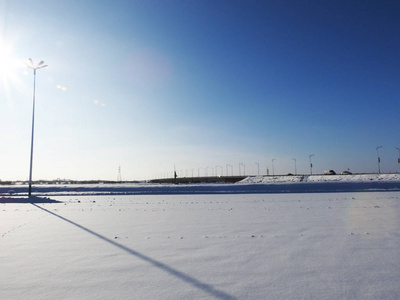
151, 176, 246, 184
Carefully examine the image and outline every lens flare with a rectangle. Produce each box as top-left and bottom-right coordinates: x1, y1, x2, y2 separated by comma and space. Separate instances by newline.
57, 84, 67, 91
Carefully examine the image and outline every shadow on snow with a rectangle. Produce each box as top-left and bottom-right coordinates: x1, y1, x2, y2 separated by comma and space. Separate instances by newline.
0, 196, 62, 204
31, 203, 237, 300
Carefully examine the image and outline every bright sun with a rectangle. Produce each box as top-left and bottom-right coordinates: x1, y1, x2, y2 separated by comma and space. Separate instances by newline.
0, 41, 22, 85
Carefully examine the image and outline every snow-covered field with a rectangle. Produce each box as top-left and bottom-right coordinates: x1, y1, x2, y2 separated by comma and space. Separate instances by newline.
1, 188, 399, 299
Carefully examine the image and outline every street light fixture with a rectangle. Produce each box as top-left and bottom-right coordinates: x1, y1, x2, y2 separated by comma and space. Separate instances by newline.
376, 146, 382, 174
26, 59, 48, 197
239, 163, 245, 176
216, 165, 223, 176
292, 158, 297, 175
229, 164, 233, 176
396, 148, 400, 164
272, 159, 276, 176
309, 154, 315, 175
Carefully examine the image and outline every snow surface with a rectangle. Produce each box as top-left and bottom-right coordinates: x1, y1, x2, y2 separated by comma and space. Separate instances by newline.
1, 189, 400, 299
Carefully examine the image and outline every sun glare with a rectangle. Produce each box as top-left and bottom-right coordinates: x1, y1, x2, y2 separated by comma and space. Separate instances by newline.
0, 41, 22, 86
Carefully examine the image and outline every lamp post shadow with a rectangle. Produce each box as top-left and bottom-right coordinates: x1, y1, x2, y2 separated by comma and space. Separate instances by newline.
0, 196, 61, 203
31, 203, 237, 300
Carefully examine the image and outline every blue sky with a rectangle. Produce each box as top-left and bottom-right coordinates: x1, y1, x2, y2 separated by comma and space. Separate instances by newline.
1, 0, 399, 181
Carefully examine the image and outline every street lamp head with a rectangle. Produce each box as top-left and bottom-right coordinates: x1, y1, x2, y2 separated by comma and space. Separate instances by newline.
26, 59, 47, 70
37, 64, 48, 69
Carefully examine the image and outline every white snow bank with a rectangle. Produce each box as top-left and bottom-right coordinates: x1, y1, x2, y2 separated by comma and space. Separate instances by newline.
240, 173, 400, 184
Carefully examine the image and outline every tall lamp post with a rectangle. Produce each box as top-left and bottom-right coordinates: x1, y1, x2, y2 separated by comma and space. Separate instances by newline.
309, 154, 314, 175
292, 158, 297, 175
396, 148, 400, 165
376, 146, 382, 174
239, 163, 245, 176
26, 59, 48, 197
216, 165, 222, 176
272, 159, 276, 176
